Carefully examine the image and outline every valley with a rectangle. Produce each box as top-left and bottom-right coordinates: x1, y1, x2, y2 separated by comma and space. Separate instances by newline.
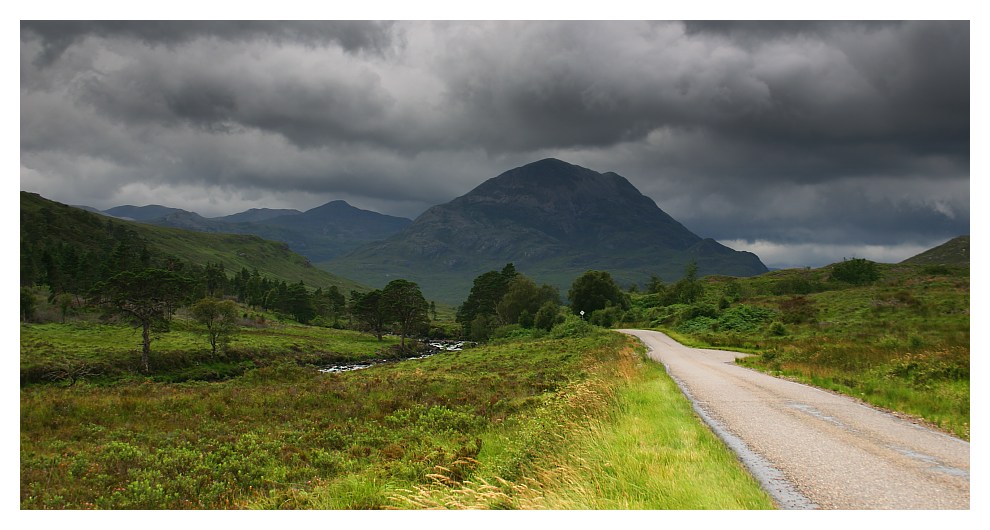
19, 165, 969, 510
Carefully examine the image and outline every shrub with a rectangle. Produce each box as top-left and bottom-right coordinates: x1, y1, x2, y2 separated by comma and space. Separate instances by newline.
768, 321, 787, 336
778, 296, 818, 324
588, 306, 624, 328
533, 302, 563, 331
470, 314, 496, 342
21, 287, 38, 321
831, 258, 881, 285
717, 305, 777, 332
677, 316, 717, 334
550, 314, 594, 338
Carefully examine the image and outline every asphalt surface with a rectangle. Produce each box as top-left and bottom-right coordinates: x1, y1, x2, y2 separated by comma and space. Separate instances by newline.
617, 329, 970, 510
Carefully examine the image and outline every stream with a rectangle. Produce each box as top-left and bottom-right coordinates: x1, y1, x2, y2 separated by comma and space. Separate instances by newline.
317, 340, 473, 374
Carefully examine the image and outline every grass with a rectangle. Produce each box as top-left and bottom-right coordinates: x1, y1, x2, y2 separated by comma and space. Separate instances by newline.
21, 320, 774, 509
386, 337, 774, 510
626, 262, 970, 440
20, 315, 403, 386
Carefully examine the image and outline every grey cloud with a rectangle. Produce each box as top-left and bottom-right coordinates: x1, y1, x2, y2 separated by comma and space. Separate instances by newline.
20, 20, 398, 66
19, 20, 970, 267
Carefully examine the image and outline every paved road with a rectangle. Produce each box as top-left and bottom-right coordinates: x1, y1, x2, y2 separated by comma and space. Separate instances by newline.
618, 329, 970, 510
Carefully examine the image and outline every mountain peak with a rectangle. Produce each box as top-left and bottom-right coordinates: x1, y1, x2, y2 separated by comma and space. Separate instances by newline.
330, 158, 767, 302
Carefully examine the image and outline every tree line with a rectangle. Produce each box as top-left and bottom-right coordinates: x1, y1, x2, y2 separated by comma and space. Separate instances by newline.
20, 215, 435, 372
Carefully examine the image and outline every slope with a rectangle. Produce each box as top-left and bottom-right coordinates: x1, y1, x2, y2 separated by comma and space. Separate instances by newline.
100, 200, 411, 263
21, 191, 365, 293
901, 235, 970, 266
326, 158, 767, 303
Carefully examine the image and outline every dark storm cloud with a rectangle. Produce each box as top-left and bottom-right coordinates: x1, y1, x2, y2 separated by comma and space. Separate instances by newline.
19, 20, 970, 267
20, 20, 397, 66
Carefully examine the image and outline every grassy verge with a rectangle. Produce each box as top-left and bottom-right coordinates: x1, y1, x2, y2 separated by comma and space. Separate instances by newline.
387, 335, 774, 510
21, 325, 773, 509
625, 263, 970, 440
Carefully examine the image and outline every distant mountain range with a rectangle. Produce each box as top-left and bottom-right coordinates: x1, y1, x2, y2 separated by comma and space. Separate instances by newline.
97, 201, 412, 263
326, 158, 768, 302
23, 192, 364, 293
83, 158, 771, 303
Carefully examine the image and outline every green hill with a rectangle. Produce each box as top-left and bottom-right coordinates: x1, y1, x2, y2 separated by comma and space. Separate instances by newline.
625, 257, 969, 439
20, 191, 365, 293
901, 235, 970, 266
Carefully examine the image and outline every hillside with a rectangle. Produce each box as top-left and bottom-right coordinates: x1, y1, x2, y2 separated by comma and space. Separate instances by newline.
20, 191, 365, 293
901, 235, 970, 266
629, 256, 970, 439
99, 200, 411, 263
326, 158, 768, 303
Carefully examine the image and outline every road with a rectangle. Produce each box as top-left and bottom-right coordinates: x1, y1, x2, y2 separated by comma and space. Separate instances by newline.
617, 329, 970, 510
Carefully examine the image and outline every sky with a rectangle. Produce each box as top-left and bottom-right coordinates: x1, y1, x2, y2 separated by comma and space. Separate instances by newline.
17, 12, 974, 269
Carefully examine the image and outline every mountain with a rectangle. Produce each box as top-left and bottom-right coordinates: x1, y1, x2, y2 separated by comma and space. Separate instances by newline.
97, 200, 412, 263
103, 204, 185, 221
258, 201, 412, 262
213, 208, 302, 224
901, 236, 970, 266
326, 158, 767, 303
21, 191, 366, 293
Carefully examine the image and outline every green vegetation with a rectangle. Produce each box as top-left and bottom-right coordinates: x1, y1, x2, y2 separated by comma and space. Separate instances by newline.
20, 313, 403, 386
21, 323, 771, 509
901, 235, 969, 266
456, 264, 563, 341
617, 260, 970, 439
20, 191, 364, 295
190, 298, 240, 355
19, 190, 969, 509
568, 270, 629, 316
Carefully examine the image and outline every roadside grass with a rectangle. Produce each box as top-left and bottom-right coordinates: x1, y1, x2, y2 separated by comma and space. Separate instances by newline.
388, 337, 775, 510
631, 263, 970, 440
21, 326, 774, 509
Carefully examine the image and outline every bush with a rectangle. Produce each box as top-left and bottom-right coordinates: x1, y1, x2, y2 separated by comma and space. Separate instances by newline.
588, 306, 624, 328
533, 302, 564, 331
768, 321, 787, 336
831, 258, 881, 285
778, 296, 818, 324
21, 287, 38, 321
717, 305, 777, 332
677, 316, 717, 334
550, 314, 595, 338
470, 314, 497, 342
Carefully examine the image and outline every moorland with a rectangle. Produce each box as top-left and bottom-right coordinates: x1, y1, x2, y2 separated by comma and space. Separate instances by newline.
19, 189, 968, 509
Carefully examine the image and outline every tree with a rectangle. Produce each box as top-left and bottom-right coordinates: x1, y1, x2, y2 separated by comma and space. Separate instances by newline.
456, 263, 518, 331
21, 287, 37, 322
568, 270, 628, 316
647, 274, 666, 295
284, 281, 315, 324
669, 261, 703, 304
191, 298, 240, 355
92, 269, 194, 373
317, 285, 346, 327
496, 275, 560, 326
382, 279, 429, 349
351, 289, 388, 340
533, 301, 562, 331
56, 293, 75, 323
203, 262, 228, 297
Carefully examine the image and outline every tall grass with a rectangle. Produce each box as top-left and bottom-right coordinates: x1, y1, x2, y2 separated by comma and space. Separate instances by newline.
635, 264, 970, 440
22, 327, 773, 509
388, 339, 774, 510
